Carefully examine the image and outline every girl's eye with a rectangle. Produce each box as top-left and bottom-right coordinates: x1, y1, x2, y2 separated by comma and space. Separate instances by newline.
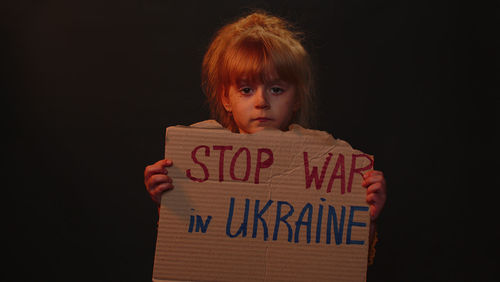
239, 87, 253, 95
270, 87, 284, 94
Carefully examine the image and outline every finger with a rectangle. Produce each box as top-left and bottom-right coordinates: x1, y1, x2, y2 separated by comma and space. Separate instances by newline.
144, 159, 173, 181
367, 186, 387, 203
151, 174, 172, 186
363, 170, 382, 179
367, 182, 383, 194
362, 173, 385, 187
155, 183, 174, 194
146, 174, 172, 191
367, 194, 385, 220
363, 173, 383, 184
144, 165, 167, 184
157, 159, 173, 167
151, 183, 174, 204
370, 205, 377, 220
362, 170, 374, 179
366, 193, 376, 204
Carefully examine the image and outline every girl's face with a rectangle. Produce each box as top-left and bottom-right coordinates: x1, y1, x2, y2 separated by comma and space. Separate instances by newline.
223, 79, 298, 134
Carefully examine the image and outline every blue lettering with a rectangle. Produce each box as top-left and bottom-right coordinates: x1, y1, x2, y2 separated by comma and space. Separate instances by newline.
195, 215, 212, 233
226, 197, 249, 238
252, 199, 273, 241
188, 215, 195, 233
294, 203, 313, 243
273, 201, 294, 242
315, 198, 326, 243
346, 206, 369, 245
326, 205, 346, 245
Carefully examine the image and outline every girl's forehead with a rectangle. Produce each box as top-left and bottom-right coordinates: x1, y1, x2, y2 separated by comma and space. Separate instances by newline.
232, 68, 291, 85
234, 77, 290, 87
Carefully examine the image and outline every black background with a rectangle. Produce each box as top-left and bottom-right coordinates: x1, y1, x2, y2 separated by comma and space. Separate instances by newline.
2, 0, 496, 281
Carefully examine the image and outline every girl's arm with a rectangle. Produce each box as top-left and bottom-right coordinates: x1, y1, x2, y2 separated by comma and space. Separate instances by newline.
362, 170, 387, 264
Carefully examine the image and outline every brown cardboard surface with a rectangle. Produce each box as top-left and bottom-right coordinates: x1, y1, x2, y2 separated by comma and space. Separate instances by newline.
153, 122, 374, 282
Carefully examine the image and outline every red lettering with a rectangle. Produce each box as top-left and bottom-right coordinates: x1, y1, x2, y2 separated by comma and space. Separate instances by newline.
186, 145, 210, 182
347, 154, 374, 193
230, 147, 251, 181
213, 145, 233, 182
326, 153, 345, 193
187, 145, 274, 184
303, 152, 333, 190
254, 148, 273, 184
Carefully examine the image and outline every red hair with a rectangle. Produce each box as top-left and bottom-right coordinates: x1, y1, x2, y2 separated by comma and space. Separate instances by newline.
202, 12, 314, 132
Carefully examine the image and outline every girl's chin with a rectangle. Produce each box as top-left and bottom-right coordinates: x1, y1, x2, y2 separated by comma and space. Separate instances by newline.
240, 126, 282, 134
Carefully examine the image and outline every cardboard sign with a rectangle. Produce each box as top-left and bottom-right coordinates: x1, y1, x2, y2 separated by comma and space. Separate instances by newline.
153, 121, 374, 282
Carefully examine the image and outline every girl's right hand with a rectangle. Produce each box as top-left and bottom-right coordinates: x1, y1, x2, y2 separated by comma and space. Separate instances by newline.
144, 159, 174, 204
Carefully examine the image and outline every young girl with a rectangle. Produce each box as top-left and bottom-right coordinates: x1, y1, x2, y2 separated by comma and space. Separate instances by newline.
144, 11, 386, 264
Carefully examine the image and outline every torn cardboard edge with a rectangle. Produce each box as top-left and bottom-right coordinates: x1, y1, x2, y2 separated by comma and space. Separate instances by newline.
153, 120, 373, 282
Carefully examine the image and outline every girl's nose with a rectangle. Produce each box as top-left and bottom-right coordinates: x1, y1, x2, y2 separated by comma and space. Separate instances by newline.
254, 87, 270, 109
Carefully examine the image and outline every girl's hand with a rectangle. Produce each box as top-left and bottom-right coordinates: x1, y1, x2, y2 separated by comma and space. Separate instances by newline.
144, 159, 174, 204
362, 170, 387, 221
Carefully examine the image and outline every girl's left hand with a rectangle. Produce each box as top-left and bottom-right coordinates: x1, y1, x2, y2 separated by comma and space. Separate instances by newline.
362, 170, 387, 221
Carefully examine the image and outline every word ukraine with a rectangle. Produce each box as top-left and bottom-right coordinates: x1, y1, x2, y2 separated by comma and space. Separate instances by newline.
188, 197, 368, 245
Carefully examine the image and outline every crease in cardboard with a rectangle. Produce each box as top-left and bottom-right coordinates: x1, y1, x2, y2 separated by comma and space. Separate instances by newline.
264, 184, 272, 282
267, 164, 301, 183
267, 144, 340, 182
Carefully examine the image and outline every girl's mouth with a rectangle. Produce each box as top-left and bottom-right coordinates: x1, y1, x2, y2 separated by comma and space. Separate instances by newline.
254, 117, 272, 122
